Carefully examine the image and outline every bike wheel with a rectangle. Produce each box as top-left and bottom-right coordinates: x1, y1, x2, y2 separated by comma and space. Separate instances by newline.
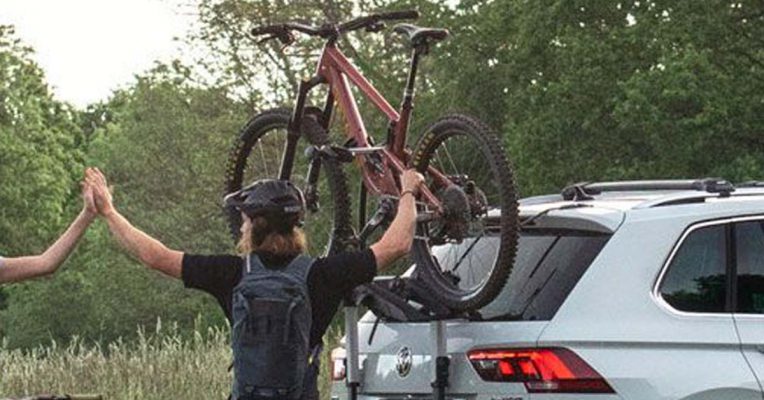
412, 114, 518, 311
224, 108, 353, 256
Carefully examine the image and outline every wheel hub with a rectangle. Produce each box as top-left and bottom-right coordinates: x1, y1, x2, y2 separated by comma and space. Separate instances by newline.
438, 184, 471, 241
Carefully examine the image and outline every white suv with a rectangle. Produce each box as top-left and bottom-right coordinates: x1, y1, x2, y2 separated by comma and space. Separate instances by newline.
330, 180, 764, 400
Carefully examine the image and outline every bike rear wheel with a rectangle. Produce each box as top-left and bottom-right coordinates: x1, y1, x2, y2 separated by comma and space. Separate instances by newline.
412, 114, 518, 311
224, 108, 353, 256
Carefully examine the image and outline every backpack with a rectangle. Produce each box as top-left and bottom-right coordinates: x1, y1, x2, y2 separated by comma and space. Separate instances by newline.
231, 253, 314, 400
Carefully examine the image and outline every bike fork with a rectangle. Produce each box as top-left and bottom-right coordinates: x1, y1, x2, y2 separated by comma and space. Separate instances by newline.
304, 90, 335, 212
279, 75, 325, 181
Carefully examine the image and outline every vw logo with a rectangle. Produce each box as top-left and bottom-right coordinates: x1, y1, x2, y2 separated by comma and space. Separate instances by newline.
396, 347, 412, 378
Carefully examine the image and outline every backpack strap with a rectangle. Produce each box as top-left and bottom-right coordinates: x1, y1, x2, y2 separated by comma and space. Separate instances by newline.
280, 255, 314, 344
282, 298, 300, 344
244, 253, 269, 276
284, 254, 314, 281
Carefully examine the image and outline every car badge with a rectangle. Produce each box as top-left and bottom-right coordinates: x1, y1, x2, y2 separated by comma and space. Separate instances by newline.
396, 346, 413, 378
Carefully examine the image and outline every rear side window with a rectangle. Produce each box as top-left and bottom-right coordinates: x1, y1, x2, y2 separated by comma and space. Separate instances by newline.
659, 225, 727, 313
734, 221, 764, 313
480, 231, 610, 321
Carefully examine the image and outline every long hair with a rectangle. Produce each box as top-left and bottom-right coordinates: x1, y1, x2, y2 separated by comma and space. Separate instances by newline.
237, 215, 307, 257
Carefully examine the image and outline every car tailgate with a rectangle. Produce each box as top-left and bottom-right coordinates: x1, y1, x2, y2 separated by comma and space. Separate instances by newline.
356, 319, 548, 397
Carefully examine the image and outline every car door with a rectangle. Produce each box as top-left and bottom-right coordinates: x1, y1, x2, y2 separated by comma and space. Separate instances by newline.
732, 219, 764, 396
634, 221, 760, 399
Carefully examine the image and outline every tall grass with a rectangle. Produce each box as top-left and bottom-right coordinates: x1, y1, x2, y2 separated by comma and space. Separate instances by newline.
0, 322, 342, 400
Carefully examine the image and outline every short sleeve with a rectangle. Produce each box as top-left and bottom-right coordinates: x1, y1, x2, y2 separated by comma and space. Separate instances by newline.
310, 249, 377, 295
182, 254, 243, 299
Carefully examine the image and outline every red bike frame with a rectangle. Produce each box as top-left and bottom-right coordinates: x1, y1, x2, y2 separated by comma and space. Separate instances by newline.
314, 42, 448, 212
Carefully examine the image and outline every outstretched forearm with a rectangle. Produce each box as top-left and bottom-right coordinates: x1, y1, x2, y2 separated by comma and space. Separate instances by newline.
40, 209, 95, 269
0, 209, 95, 283
103, 210, 183, 278
370, 193, 418, 270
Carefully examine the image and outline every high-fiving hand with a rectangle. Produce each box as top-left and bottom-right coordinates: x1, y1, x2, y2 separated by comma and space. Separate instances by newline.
84, 167, 115, 217
81, 177, 97, 217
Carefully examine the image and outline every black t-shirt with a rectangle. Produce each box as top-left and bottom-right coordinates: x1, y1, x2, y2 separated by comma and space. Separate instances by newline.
182, 249, 376, 347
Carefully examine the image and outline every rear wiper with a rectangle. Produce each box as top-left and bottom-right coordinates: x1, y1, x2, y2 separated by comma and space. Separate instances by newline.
521, 203, 592, 228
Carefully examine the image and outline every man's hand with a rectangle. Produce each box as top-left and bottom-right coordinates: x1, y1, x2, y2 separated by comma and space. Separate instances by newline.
81, 179, 97, 218
369, 169, 425, 270
85, 167, 115, 216
401, 169, 425, 195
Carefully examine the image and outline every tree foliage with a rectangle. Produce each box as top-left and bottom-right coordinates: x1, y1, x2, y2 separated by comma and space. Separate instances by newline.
0, 26, 82, 254
1, 64, 244, 348
484, 0, 764, 194
1, 0, 764, 349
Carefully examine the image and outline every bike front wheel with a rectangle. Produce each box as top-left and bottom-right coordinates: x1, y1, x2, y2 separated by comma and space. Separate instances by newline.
224, 108, 353, 256
411, 114, 519, 312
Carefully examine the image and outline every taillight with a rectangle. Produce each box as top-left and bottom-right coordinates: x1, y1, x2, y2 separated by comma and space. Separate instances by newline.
329, 347, 346, 381
468, 348, 614, 394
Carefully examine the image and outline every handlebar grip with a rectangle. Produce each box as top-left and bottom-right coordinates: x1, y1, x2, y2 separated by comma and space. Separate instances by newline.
379, 10, 420, 21
250, 24, 282, 36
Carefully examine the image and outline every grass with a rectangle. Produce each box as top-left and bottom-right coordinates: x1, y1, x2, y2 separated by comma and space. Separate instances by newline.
0, 322, 342, 400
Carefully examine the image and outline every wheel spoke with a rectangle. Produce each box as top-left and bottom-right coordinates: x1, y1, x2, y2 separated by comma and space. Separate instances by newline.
442, 137, 460, 176
259, 141, 270, 177
450, 233, 485, 274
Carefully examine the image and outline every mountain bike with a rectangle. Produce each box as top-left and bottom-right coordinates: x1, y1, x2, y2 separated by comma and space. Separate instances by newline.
224, 10, 518, 311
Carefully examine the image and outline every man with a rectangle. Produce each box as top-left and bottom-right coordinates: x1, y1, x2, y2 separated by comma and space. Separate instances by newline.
0, 174, 96, 283
85, 166, 423, 400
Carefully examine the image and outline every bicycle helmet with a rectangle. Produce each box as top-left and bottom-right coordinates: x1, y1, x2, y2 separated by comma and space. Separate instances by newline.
224, 179, 305, 226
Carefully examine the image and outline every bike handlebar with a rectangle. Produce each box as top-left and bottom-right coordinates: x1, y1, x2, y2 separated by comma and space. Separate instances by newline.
251, 10, 420, 43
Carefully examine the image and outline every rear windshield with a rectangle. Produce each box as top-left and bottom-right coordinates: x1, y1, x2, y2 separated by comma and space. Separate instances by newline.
466, 230, 610, 321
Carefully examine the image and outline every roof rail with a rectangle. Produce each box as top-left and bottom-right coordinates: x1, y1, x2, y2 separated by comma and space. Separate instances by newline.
737, 181, 764, 188
561, 178, 735, 201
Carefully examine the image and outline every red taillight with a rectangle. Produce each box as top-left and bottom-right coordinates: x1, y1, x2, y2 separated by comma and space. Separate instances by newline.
329, 347, 346, 381
468, 348, 614, 394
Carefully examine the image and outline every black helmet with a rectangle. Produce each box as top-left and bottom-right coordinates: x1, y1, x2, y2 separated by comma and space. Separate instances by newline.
224, 179, 305, 223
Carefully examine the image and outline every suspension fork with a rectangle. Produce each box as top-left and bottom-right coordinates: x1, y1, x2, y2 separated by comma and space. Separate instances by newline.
304, 90, 334, 211
279, 75, 326, 181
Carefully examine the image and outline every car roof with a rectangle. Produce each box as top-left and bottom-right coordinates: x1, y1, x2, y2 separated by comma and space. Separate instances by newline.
518, 180, 764, 232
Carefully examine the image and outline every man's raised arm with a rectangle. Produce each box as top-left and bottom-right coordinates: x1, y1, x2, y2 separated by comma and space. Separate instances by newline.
370, 169, 424, 270
86, 167, 183, 278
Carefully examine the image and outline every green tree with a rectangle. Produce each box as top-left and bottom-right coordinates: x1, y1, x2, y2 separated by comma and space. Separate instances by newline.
0, 25, 82, 254
1, 64, 247, 348
489, 0, 764, 194
0, 25, 84, 340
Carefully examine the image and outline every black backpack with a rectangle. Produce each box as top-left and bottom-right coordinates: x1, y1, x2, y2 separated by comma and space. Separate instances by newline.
231, 253, 313, 400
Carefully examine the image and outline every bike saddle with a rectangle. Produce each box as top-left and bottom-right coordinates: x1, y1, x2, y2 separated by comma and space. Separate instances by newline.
393, 23, 448, 47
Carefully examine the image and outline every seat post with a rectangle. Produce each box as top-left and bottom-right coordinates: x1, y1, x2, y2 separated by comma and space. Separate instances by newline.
392, 46, 427, 155
404, 47, 424, 101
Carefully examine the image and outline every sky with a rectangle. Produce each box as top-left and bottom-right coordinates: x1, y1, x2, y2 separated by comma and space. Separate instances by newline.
1, 0, 194, 108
